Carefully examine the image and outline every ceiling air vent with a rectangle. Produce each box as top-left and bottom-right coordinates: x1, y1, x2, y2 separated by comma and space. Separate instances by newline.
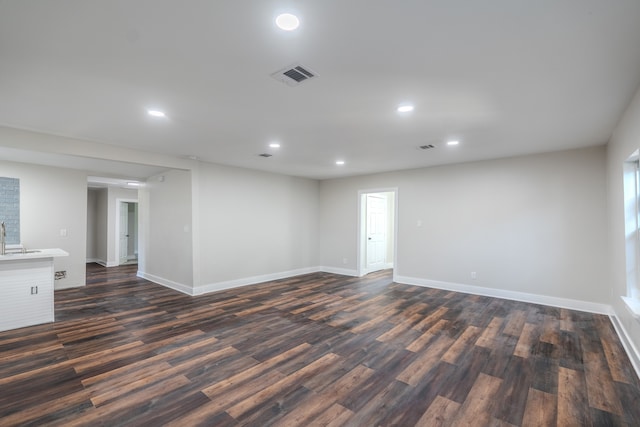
418, 144, 436, 150
258, 153, 273, 158
271, 63, 318, 87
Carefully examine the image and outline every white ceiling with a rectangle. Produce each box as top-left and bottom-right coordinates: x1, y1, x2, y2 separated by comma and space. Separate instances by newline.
1, 1, 640, 180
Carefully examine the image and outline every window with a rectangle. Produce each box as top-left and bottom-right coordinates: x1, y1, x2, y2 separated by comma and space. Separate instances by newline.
0, 177, 20, 245
623, 151, 640, 318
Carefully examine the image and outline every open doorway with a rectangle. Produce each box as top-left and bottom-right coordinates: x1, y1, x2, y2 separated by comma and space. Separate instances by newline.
358, 189, 397, 276
86, 187, 139, 267
116, 199, 139, 265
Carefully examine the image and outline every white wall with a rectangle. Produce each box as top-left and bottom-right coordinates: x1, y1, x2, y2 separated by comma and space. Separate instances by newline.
95, 189, 108, 264
321, 146, 608, 304
386, 191, 395, 265
194, 162, 320, 292
86, 188, 99, 261
0, 160, 87, 289
607, 84, 640, 365
84, 188, 108, 265
138, 169, 193, 292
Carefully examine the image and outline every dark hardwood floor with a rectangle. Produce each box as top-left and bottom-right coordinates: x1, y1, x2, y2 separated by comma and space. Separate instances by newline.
1, 263, 639, 426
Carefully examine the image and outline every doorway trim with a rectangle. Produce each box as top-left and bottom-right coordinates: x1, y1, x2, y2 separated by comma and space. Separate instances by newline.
357, 187, 398, 279
115, 198, 139, 266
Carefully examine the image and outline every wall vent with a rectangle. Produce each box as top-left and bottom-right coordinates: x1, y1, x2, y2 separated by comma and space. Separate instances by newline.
418, 144, 436, 150
258, 153, 273, 158
271, 63, 318, 87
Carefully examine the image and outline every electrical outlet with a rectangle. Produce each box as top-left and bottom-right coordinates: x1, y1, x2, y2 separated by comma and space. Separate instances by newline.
342, 258, 348, 265
471, 271, 477, 280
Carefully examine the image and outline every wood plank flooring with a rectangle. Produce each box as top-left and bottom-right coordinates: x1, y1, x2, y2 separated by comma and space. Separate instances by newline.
1, 263, 639, 426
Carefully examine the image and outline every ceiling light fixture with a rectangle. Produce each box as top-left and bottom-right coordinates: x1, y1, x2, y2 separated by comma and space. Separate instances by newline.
276, 13, 300, 31
397, 105, 414, 113
147, 110, 166, 118
269, 143, 281, 148
447, 140, 460, 146
127, 182, 141, 187
336, 160, 345, 165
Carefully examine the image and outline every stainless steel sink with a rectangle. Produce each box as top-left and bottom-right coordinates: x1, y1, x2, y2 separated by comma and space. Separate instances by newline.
2, 249, 41, 255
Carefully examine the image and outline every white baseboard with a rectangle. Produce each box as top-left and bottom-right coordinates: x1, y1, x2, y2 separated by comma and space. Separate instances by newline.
319, 266, 359, 277
194, 266, 323, 295
609, 314, 640, 381
137, 271, 193, 296
134, 266, 358, 298
90, 259, 119, 267
394, 275, 612, 315
133, 267, 612, 316
135, 267, 616, 316
85, 258, 100, 264
138, 267, 328, 297
137, 266, 364, 298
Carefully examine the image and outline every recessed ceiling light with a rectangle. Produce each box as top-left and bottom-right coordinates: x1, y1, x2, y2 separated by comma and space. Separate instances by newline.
269, 143, 281, 148
147, 110, 166, 118
127, 182, 141, 187
397, 105, 414, 113
276, 13, 299, 31
336, 160, 345, 165
447, 140, 460, 146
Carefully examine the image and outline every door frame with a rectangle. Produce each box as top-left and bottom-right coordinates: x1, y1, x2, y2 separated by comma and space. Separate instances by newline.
357, 187, 398, 278
115, 198, 138, 266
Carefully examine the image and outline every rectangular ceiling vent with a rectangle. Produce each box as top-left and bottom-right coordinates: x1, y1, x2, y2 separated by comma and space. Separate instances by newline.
271, 63, 318, 87
418, 144, 436, 150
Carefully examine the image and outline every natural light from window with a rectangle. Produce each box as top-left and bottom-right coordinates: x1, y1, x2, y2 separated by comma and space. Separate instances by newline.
623, 150, 640, 318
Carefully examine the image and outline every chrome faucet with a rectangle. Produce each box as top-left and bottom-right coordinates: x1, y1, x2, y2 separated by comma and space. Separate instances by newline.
1, 221, 5, 255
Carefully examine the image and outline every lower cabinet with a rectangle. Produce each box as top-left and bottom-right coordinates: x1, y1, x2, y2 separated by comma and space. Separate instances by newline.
0, 259, 54, 332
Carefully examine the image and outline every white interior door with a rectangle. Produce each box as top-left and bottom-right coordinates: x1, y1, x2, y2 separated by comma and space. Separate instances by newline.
119, 202, 129, 265
366, 193, 387, 272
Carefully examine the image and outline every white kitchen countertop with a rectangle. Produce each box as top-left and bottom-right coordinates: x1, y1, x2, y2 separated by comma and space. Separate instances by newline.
0, 248, 69, 262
